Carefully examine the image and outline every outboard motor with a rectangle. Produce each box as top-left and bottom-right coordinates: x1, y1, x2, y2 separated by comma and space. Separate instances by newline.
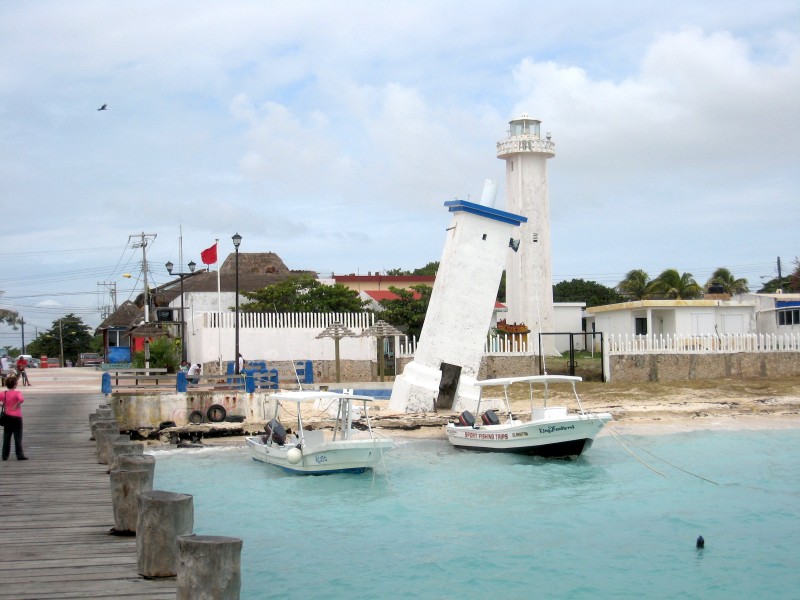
456, 410, 476, 427
264, 419, 287, 445
481, 409, 500, 426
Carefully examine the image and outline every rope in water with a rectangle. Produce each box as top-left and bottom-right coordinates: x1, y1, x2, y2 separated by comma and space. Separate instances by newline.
606, 426, 666, 477
607, 425, 719, 485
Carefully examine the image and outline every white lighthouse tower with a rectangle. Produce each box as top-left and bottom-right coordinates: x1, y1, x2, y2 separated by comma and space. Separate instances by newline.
389, 196, 526, 414
497, 114, 556, 354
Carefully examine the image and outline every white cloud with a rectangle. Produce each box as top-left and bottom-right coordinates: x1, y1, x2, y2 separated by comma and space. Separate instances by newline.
1, 1, 798, 329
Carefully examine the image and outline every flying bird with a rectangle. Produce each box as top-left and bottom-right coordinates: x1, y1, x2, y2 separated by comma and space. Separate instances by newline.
98, 104, 107, 111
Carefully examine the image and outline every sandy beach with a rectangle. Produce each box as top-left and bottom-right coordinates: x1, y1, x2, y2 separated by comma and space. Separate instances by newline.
19, 367, 800, 440
372, 376, 800, 438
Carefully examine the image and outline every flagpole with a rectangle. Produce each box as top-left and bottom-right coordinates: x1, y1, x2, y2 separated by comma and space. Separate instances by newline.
215, 238, 222, 371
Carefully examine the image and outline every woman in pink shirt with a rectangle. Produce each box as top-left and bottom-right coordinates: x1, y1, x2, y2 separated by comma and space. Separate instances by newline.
2, 375, 27, 460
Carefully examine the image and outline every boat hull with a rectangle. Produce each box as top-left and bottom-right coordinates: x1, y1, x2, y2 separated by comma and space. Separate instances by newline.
246, 437, 393, 475
445, 413, 611, 459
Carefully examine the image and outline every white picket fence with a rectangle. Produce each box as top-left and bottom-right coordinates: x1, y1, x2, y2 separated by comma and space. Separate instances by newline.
398, 332, 800, 358
606, 333, 800, 355
202, 311, 375, 330
397, 334, 537, 357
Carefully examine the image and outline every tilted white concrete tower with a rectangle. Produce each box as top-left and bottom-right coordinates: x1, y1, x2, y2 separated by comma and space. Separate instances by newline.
389, 198, 526, 414
497, 114, 556, 354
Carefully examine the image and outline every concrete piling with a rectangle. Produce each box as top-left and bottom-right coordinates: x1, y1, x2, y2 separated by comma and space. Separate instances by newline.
109, 440, 144, 472
90, 416, 118, 441
137, 490, 194, 577
96, 430, 126, 465
176, 535, 243, 600
117, 454, 156, 481
109, 469, 154, 534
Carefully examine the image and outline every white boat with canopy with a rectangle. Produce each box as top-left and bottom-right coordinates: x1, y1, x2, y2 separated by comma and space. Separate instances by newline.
445, 375, 612, 459
246, 390, 393, 475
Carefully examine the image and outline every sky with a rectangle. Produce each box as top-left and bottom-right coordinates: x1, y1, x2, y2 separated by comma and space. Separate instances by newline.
1, 0, 798, 347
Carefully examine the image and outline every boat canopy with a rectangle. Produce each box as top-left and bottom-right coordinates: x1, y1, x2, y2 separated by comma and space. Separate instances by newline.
474, 375, 582, 388
269, 390, 379, 404
473, 374, 585, 416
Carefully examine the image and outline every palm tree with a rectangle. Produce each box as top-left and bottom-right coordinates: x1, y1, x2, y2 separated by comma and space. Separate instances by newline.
651, 268, 703, 299
706, 267, 749, 295
616, 269, 654, 300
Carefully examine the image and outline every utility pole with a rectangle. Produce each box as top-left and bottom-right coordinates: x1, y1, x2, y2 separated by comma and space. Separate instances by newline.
777, 256, 783, 290
59, 319, 64, 367
98, 281, 118, 319
129, 232, 157, 322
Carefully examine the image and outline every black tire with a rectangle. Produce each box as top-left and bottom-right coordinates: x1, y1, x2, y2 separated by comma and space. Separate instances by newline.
159, 421, 177, 430
224, 415, 246, 423
188, 410, 204, 425
206, 404, 227, 422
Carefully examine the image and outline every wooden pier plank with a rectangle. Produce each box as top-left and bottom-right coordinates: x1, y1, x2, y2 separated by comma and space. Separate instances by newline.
0, 390, 175, 599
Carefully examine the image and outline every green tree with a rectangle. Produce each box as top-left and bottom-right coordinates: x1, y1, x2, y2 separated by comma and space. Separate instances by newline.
412, 261, 439, 276
378, 285, 433, 339
132, 337, 179, 372
0, 308, 20, 327
616, 269, 654, 300
26, 314, 94, 364
789, 258, 800, 292
241, 274, 369, 313
651, 269, 703, 299
706, 267, 749, 294
757, 277, 783, 293
554, 279, 624, 307
497, 271, 506, 303
384, 262, 439, 277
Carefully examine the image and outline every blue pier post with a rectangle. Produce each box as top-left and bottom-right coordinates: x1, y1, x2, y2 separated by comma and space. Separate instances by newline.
176, 371, 188, 392
245, 373, 255, 393
101, 372, 112, 395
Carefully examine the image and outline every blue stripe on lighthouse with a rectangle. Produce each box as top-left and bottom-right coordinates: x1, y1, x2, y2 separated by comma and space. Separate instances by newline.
443, 199, 527, 226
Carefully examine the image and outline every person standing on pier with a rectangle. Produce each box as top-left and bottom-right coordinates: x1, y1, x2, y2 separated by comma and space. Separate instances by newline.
1, 375, 27, 460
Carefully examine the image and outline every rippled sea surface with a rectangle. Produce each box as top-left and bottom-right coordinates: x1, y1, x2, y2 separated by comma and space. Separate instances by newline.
153, 429, 800, 599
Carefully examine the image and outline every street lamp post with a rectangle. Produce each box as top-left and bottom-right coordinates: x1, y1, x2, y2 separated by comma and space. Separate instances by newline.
165, 260, 197, 362
58, 319, 64, 367
232, 233, 242, 375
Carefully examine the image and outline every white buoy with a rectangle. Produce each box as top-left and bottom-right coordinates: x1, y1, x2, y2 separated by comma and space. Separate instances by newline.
287, 447, 302, 464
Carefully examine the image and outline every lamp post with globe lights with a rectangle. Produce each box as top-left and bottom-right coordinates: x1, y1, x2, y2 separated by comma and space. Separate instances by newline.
232, 233, 242, 375
165, 260, 196, 362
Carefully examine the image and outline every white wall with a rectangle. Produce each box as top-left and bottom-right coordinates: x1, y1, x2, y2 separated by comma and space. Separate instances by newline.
186, 312, 378, 367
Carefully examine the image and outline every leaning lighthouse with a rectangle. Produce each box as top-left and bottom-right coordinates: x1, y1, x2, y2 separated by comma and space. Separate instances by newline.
497, 114, 556, 354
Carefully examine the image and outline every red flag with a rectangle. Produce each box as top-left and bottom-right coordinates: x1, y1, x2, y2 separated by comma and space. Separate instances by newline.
200, 242, 218, 265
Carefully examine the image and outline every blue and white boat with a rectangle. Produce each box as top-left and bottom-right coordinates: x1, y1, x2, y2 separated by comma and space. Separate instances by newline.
246, 390, 393, 475
445, 375, 612, 459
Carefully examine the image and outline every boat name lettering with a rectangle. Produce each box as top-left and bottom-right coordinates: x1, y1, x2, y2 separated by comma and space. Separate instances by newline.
538, 424, 576, 434
463, 431, 509, 440
315, 455, 328, 464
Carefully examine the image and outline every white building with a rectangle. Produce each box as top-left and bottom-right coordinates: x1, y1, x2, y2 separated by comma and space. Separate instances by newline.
584, 292, 800, 340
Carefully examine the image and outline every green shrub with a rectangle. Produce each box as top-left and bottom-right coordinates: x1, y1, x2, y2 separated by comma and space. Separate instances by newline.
131, 337, 179, 373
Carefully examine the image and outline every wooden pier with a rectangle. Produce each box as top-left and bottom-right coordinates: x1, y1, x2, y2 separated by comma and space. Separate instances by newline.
0, 385, 175, 599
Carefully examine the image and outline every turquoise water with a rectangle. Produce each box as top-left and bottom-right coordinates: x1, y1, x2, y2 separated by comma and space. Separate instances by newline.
153, 430, 800, 599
